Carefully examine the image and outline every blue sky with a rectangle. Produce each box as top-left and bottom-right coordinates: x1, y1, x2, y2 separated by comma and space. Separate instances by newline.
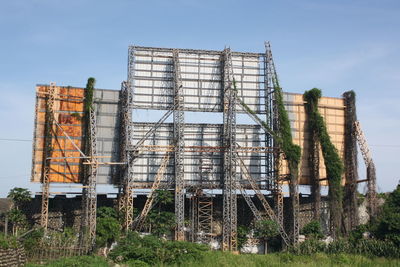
0, 0, 399, 197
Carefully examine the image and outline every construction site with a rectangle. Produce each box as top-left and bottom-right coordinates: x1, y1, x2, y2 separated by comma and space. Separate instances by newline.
28, 43, 378, 253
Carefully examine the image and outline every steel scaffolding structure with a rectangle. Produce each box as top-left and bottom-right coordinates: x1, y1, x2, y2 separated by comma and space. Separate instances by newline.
221, 48, 238, 251
40, 82, 56, 229
33, 43, 378, 252
173, 50, 185, 241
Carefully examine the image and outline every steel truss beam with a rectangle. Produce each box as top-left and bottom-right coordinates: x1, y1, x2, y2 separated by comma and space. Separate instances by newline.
266, 42, 299, 245
354, 121, 377, 219
264, 41, 284, 228
133, 153, 171, 231
236, 153, 290, 247
40, 82, 56, 229
222, 48, 238, 251
173, 50, 185, 241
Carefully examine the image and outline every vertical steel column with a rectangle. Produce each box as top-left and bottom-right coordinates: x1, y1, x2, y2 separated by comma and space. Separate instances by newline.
173, 50, 185, 241
119, 81, 134, 231
266, 42, 299, 244
343, 91, 358, 232
265, 42, 284, 227
222, 48, 237, 251
87, 108, 98, 246
40, 82, 56, 230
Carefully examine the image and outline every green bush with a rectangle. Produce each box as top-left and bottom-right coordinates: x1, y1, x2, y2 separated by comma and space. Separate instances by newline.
292, 238, 326, 255
373, 185, 400, 246
25, 255, 108, 267
353, 239, 400, 258
96, 216, 121, 247
0, 233, 18, 249
237, 225, 250, 249
22, 228, 44, 253
109, 231, 208, 265
301, 220, 323, 239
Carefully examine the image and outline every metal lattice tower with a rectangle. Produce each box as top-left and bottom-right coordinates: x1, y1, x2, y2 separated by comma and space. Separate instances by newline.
40, 82, 56, 229
265, 42, 284, 227
119, 81, 135, 231
173, 50, 185, 241
86, 108, 98, 246
266, 42, 299, 244
222, 48, 238, 251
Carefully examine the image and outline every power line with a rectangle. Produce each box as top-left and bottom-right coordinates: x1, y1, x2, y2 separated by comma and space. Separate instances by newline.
0, 138, 32, 142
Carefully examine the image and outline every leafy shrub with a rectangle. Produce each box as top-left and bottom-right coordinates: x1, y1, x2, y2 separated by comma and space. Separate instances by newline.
326, 239, 352, 254
96, 217, 121, 247
301, 220, 323, 238
125, 259, 149, 267
22, 228, 44, 253
237, 225, 250, 249
109, 231, 208, 265
373, 185, 400, 246
0, 233, 18, 249
353, 239, 400, 258
292, 238, 326, 255
25, 255, 108, 267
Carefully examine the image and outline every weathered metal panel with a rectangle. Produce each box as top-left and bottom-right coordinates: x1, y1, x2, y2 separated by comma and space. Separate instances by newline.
129, 47, 266, 114
281, 92, 345, 185
130, 123, 264, 186
31, 85, 120, 184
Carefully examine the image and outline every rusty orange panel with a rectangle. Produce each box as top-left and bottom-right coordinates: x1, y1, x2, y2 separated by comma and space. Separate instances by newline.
32, 84, 86, 183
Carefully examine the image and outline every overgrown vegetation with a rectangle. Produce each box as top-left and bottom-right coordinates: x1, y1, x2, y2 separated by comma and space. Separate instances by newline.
146, 190, 176, 237
109, 231, 208, 265
371, 184, 400, 246
303, 88, 344, 237
301, 220, 323, 239
84, 77, 95, 112
0, 233, 18, 249
96, 207, 121, 247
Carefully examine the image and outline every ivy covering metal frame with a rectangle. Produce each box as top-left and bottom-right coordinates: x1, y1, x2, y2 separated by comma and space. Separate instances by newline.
303, 88, 344, 238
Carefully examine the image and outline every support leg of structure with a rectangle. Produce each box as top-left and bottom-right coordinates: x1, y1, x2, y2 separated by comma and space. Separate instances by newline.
119, 81, 134, 231
40, 82, 56, 230
173, 50, 185, 241
222, 48, 237, 251
343, 91, 359, 232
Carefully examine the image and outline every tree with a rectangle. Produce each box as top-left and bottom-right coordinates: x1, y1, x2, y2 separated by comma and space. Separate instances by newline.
373, 184, 400, 246
254, 219, 279, 254
7, 187, 31, 209
7, 208, 27, 236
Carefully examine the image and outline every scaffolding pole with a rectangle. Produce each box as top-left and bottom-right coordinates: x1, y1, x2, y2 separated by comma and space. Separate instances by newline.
40, 82, 57, 230
173, 50, 185, 241
265, 42, 284, 227
266, 42, 299, 244
222, 48, 238, 251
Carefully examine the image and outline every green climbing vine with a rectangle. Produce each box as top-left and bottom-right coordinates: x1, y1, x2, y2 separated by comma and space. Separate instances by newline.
303, 88, 344, 237
84, 77, 96, 112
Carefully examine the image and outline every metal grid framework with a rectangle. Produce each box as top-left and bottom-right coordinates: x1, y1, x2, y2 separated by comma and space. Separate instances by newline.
32, 44, 377, 250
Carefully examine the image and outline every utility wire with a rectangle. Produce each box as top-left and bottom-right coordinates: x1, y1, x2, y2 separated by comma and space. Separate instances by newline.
0, 138, 32, 142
